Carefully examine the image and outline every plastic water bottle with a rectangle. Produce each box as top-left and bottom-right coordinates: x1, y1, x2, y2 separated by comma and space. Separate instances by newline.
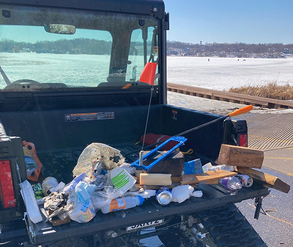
203, 163, 234, 172
219, 176, 242, 190
62, 173, 86, 195
210, 164, 234, 172
100, 196, 144, 214
24, 156, 38, 176
75, 181, 91, 203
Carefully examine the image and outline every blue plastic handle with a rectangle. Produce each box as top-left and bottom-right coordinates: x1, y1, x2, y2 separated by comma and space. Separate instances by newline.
131, 136, 187, 171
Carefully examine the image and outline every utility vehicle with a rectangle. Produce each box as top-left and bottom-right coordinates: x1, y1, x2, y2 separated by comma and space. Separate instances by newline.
0, 0, 269, 246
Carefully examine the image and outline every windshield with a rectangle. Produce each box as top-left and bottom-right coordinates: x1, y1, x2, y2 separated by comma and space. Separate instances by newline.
0, 5, 159, 91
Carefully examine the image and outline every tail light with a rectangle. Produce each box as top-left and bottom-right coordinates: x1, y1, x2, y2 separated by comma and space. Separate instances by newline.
0, 160, 16, 208
238, 133, 248, 147
223, 119, 248, 147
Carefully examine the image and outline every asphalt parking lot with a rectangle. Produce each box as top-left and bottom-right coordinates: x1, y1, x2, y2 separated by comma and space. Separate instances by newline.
236, 113, 293, 247
168, 91, 293, 247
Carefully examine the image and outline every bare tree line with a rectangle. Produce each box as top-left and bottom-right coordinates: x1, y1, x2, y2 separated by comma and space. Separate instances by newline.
167, 41, 293, 58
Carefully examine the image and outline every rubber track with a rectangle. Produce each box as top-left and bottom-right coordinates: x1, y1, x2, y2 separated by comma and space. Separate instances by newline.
196, 203, 267, 247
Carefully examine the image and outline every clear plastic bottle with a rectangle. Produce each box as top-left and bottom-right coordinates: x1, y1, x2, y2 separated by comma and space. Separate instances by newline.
100, 196, 144, 214
75, 181, 91, 203
219, 176, 242, 190
62, 173, 86, 195
202, 162, 213, 172
24, 156, 38, 176
212, 164, 234, 172
203, 163, 234, 172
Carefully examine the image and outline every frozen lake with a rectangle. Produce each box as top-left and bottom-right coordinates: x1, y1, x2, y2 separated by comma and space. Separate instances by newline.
1, 53, 292, 92
167, 56, 293, 91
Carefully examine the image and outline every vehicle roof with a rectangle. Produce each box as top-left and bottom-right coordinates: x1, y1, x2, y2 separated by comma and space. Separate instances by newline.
0, 0, 165, 19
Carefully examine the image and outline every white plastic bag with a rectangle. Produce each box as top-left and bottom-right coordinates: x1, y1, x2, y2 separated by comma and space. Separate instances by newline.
68, 192, 96, 223
91, 186, 124, 210
192, 190, 203, 198
73, 143, 125, 177
120, 163, 136, 175
62, 173, 86, 195
171, 185, 194, 203
75, 181, 97, 202
124, 189, 156, 199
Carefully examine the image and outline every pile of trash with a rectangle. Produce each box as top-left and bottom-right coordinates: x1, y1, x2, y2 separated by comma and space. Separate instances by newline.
20, 131, 290, 227
23, 141, 264, 227
22, 143, 204, 226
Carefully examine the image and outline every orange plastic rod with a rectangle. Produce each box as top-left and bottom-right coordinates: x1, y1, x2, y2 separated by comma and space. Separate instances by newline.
228, 105, 253, 117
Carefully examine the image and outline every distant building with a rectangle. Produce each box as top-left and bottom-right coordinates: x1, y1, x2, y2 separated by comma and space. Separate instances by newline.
283, 48, 292, 54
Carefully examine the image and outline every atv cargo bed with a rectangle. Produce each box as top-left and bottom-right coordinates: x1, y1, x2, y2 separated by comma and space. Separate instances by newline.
26, 182, 269, 245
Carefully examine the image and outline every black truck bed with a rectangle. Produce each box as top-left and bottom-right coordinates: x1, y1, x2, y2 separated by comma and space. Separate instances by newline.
0, 104, 269, 245
26, 182, 268, 245
25, 145, 269, 245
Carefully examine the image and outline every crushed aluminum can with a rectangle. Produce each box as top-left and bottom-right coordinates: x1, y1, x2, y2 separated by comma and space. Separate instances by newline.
156, 187, 172, 205
236, 174, 253, 188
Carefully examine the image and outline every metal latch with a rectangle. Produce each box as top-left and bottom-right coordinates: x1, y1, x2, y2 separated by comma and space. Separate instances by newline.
254, 196, 264, 220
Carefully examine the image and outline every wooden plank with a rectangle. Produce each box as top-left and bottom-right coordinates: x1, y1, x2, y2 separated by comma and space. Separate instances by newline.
135, 182, 182, 190
171, 176, 182, 183
217, 144, 264, 168
51, 216, 71, 226
142, 150, 185, 177
140, 173, 172, 186
236, 167, 290, 193
181, 170, 237, 185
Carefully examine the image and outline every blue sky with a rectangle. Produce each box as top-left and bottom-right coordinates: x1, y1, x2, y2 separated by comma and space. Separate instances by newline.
165, 0, 293, 44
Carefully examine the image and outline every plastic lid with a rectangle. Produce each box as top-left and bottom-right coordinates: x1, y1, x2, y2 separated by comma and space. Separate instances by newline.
137, 195, 145, 205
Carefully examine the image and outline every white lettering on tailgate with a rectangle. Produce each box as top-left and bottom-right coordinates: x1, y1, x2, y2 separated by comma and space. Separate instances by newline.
126, 219, 164, 231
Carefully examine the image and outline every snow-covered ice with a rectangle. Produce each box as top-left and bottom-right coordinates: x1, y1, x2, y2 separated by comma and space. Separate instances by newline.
167, 56, 293, 91
167, 56, 293, 114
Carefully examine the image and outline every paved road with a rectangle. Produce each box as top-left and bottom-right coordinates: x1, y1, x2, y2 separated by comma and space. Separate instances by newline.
237, 165, 293, 247
168, 91, 293, 247
236, 114, 293, 247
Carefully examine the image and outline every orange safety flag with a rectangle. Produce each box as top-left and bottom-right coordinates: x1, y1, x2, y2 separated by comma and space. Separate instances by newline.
140, 62, 157, 85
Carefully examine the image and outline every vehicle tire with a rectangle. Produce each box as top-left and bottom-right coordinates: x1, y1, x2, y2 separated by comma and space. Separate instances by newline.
158, 232, 206, 247
156, 203, 267, 247
156, 216, 206, 247
43, 237, 89, 247
197, 203, 268, 247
